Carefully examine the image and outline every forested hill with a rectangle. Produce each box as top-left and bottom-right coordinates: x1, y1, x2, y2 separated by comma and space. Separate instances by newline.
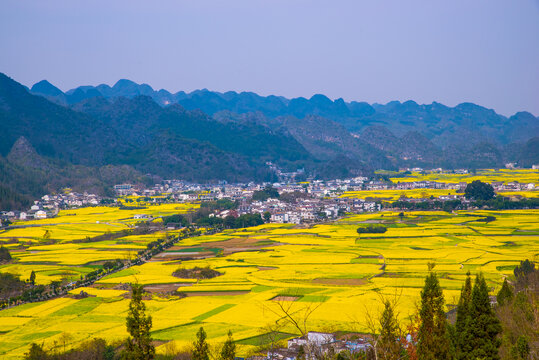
1, 72, 538, 209
32, 77, 539, 149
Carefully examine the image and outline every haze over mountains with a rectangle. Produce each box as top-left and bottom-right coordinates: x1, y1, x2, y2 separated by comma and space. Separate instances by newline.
1, 73, 538, 209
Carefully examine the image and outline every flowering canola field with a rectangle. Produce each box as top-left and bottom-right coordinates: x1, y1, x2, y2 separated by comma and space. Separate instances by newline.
0, 208, 538, 359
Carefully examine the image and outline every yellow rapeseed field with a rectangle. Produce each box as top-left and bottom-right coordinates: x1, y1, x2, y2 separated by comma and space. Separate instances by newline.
0, 204, 537, 359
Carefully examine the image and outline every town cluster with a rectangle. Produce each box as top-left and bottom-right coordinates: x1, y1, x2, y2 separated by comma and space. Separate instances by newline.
1, 192, 101, 222
1, 168, 536, 226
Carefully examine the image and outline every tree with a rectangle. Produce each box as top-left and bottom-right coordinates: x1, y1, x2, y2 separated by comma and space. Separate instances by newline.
0, 246, 12, 262
464, 180, 495, 201
24, 343, 48, 360
263, 211, 271, 223
29, 270, 36, 286
513, 259, 535, 279
122, 283, 155, 360
219, 330, 236, 360
193, 327, 210, 360
466, 273, 502, 360
252, 186, 280, 202
454, 272, 472, 359
496, 278, 513, 306
417, 272, 450, 360
357, 225, 387, 234
378, 300, 404, 360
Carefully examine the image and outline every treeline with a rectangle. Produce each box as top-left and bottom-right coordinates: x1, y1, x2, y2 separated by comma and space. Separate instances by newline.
390, 197, 539, 211
356, 225, 387, 234
162, 200, 263, 230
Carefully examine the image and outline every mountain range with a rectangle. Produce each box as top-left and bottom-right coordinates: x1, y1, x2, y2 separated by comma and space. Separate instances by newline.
1, 73, 538, 209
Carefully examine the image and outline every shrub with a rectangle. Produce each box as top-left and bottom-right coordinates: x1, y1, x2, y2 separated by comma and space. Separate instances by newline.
356, 225, 387, 234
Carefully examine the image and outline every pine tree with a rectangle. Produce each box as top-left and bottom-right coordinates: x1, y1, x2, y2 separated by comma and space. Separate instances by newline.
193, 327, 210, 360
219, 330, 236, 360
466, 273, 502, 360
29, 270, 36, 286
122, 283, 155, 360
417, 272, 450, 360
378, 300, 403, 360
496, 278, 513, 306
454, 272, 472, 359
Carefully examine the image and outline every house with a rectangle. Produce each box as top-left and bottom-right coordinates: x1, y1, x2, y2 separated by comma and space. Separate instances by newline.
271, 213, 289, 223
19, 212, 27, 220
35, 210, 47, 219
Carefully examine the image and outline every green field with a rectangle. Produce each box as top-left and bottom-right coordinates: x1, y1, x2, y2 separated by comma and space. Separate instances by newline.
1, 207, 537, 359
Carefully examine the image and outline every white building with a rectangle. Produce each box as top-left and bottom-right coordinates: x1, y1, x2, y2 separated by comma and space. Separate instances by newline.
35, 210, 47, 219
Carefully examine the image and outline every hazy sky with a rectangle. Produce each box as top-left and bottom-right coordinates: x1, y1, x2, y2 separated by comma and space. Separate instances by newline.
1, 0, 538, 116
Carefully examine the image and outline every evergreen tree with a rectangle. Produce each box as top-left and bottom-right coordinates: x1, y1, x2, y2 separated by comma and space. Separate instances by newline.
193, 327, 210, 360
496, 278, 513, 306
122, 283, 155, 360
378, 300, 403, 360
219, 330, 236, 360
417, 272, 450, 360
29, 270, 36, 286
454, 272, 472, 359
466, 273, 502, 360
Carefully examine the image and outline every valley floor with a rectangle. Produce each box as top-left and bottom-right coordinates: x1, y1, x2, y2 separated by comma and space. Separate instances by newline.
0, 207, 538, 358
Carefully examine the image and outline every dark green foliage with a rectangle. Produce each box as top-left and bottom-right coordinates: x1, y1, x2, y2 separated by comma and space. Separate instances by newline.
193, 327, 209, 360
454, 272, 472, 360
173, 266, 222, 280
103, 259, 123, 272
514, 259, 535, 279
29, 270, 36, 286
162, 214, 189, 227
496, 269, 537, 360
464, 180, 495, 201
122, 283, 155, 360
356, 225, 387, 234
263, 211, 271, 222
378, 300, 403, 360
466, 273, 502, 360
496, 278, 513, 306
219, 330, 236, 360
24, 338, 116, 360
0, 245, 12, 262
279, 191, 310, 204
0, 272, 27, 300
222, 213, 264, 229
417, 272, 450, 360
252, 186, 280, 201
0, 181, 34, 210
24, 343, 48, 360
517, 137, 539, 167
200, 199, 237, 211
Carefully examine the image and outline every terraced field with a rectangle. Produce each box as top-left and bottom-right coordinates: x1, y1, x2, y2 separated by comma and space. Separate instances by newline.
0, 204, 197, 285
386, 168, 539, 185
1, 208, 537, 359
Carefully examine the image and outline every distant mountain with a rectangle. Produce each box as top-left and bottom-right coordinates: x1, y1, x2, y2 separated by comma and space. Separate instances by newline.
30, 78, 539, 151
1, 72, 537, 208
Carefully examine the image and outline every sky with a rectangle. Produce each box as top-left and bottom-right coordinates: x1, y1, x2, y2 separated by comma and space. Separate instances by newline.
1, 0, 538, 116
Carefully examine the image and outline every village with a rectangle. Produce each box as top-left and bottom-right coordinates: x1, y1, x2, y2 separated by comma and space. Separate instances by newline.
1, 167, 537, 226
